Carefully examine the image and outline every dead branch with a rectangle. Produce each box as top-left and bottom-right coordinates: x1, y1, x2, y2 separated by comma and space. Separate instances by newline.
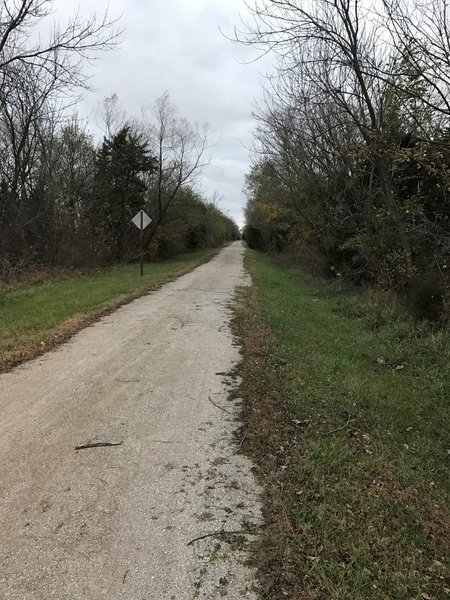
75, 441, 123, 451
187, 529, 249, 547
208, 396, 234, 415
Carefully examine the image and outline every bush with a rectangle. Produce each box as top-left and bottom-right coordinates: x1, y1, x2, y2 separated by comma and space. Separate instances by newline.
155, 236, 183, 259
186, 223, 208, 249
243, 225, 266, 251
409, 274, 446, 322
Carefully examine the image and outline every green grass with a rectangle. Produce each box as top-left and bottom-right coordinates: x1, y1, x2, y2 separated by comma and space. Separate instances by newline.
239, 250, 449, 600
0, 249, 215, 370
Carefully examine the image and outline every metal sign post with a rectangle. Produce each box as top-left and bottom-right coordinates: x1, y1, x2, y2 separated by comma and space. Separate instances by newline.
131, 210, 152, 277
140, 210, 144, 277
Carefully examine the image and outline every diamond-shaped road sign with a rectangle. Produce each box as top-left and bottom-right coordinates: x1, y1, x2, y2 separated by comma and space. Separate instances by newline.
132, 210, 152, 230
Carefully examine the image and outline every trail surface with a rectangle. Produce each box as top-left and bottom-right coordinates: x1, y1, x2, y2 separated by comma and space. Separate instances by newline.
0, 242, 260, 599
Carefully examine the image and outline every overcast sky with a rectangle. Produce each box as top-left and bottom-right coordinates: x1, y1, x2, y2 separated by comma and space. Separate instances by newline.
55, 0, 272, 228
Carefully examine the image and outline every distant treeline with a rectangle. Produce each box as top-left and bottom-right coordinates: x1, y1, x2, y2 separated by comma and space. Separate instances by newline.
0, 103, 239, 279
0, 3, 238, 281
241, 0, 449, 321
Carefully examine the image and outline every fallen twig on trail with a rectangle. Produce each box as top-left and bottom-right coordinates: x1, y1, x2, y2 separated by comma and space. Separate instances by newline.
187, 529, 248, 547
75, 441, 123, 451
236, 434, 247, 452
208, 396, 234, 415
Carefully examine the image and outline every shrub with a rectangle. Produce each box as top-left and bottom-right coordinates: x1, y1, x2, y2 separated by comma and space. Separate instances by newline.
243, 225, 266, 251
409, 274, 446, 322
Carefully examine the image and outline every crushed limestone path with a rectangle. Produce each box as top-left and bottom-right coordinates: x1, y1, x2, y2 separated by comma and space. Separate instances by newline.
0, 242, 261, 599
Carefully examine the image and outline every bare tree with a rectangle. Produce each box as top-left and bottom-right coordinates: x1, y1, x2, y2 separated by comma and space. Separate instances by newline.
382, 0, 450, 121
141, 92, 211, 232
96, 92, 127, 139
237, 0, 420, 274
0, 60, 62, 259
0, 0, 121, 268
0, 1, 121, 89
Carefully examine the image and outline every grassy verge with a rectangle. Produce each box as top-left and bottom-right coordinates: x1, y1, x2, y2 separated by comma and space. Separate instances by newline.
234, 250, 449, 600
0, 248, 218, 373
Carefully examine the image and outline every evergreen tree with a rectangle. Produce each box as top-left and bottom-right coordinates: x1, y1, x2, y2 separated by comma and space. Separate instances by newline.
92, 126, 156, 261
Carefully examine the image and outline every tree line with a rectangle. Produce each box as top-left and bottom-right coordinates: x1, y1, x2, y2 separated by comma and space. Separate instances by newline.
240, 0, 449, 319
0, 1, 238, 280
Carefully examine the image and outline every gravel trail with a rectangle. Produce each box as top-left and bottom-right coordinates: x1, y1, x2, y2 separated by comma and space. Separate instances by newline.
0, 241, 261, 600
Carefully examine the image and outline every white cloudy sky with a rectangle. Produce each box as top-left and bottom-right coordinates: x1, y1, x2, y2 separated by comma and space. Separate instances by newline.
54, 0, 272, 227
